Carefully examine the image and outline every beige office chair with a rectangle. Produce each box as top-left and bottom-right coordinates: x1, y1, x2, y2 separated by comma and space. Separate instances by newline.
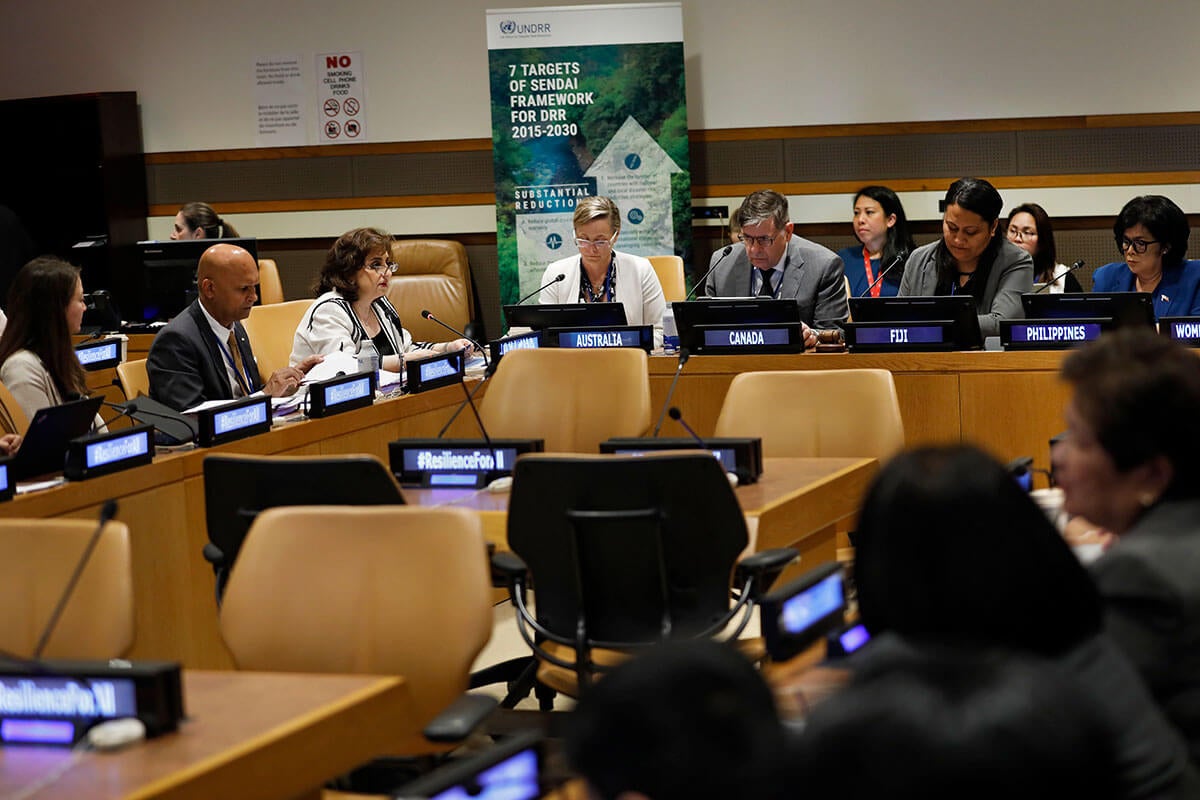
0, 518, 133, 659
388, 239, 474, 342
0, 380, 28, 435
480, 348, 651, 453
715, 369, 905, 460
116, 358, 149, 399
257, 258, 285, 305
219, 505, 493, 753
241, 298, 311, 378
647, 254, 686, 302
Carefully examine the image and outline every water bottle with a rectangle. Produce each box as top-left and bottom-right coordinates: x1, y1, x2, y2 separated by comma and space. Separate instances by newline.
356, 338, 380, 389
662, 303, 679, 353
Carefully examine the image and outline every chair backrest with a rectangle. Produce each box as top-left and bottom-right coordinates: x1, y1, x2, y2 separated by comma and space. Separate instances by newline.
388, 239, 474, 342
203, 454, 406, 593
480, 348, 651, 453
0, 379, 28, 435
116, 358, 149, 399
0, 518, 133, 658
257, 258, 284, 305
714, 369, 905, 460
219, 505, 491, 734
647, 255, 686, 302
507, 452, 747, 643
241, 298, 311, 378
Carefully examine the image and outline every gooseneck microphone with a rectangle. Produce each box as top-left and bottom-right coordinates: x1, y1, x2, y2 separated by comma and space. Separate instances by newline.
1032, 259, 1085, 293
102, 399, 197, 444
685, 246, 734, 301
653, 348, 690, 437
32, 500, 119, 660
668, 406, 707, 449
515, 273, 566, 305
859, 250, 910, 297
420, 309, 490, 370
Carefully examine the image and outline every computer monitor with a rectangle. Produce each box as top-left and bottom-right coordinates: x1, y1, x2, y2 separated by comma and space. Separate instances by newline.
394, 730, 545, 799
134, 238, 259, 322
1021, 291, 1155, 329
503, 302, 627, 331
848, 295, 984, 351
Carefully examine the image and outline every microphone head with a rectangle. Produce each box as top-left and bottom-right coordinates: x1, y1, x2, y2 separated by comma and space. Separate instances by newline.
722, 245, 733, 256
100, 499, 118, 523
420, 309, 434, 320
554, 273, 566, 283
1071, 259, 1085, 269
678, 347, 690, 367
668, 406, 682, 421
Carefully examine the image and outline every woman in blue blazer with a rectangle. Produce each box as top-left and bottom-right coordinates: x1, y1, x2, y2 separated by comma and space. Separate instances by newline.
1092, 195, 1200, 320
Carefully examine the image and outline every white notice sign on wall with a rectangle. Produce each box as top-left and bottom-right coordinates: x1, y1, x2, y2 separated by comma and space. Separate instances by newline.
316, 51, 367, 143
254, 55, 306, 147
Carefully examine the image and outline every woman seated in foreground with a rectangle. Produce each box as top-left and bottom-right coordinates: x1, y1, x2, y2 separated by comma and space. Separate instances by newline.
898, 177, 1033, 337
290, 227, 474, 372
827, 444, 1197, 798
1055, 328, 1200, 763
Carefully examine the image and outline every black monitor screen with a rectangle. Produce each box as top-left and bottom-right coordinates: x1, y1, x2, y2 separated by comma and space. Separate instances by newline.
135, 238, 258, 322
503, 302, 626, 331
1021, 292, 1155, 329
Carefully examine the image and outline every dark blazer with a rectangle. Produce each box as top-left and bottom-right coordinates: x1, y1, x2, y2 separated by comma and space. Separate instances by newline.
1091, 259, 1200, 320
703, 236, 848, 329
1092, 498, 1200, 765
147, 300, 262, 412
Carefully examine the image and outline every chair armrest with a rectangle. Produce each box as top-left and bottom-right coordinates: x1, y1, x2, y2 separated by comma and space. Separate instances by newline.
422, 693, 499, 743
202, 543, 225, 566
735, 547, 799, 599
491, 551, 528, 583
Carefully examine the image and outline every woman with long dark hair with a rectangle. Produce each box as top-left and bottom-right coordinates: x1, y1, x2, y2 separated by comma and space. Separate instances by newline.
898, 177, 1033, 336
0, 256, 103, 430
837, 186, 916, 298
1006, 202, 1082, 293
171, 201, 240, 240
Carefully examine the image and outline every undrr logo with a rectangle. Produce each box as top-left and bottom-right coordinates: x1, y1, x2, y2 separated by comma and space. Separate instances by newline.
500, 20, 516, 33
546, 233, 563, 250
627, 208, 645, 225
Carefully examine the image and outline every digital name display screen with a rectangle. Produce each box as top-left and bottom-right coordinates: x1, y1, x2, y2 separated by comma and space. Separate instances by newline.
1008, 322, 1102, 344
428, 748, 540, 800
213, 401, 269, 435
75, 341, 120, 367
1167, 320, 1200, 344
557, 329, 642, 348
85, 430, 150, 469
402, 447, 519, 473
323, 376, 373, 407
853, 325, 946, 346
497, 331, 540, 355
419, 356, 463, 382
0, 676, 138, 720
702, 327, 793, 347
612, 446, 737, 473
780, 572, 844, 635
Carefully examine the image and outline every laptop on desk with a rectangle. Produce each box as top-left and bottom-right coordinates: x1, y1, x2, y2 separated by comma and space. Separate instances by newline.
11, 395, 105, 481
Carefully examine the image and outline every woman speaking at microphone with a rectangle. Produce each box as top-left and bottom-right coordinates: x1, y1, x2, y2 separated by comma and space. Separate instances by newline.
898, 178, 1033, 337
290, 227, 474, 371
537, 196, 666, 347
836, 185, 915, 298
